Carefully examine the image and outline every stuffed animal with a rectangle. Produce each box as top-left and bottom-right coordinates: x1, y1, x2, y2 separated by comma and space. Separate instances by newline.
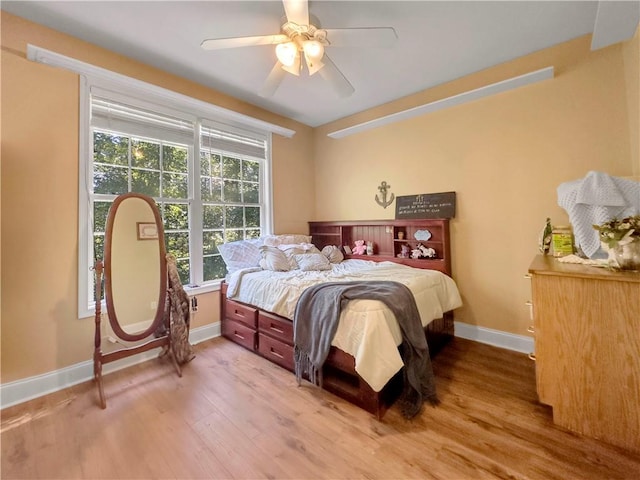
352, 240, 367, 255
418, 244, 437, 259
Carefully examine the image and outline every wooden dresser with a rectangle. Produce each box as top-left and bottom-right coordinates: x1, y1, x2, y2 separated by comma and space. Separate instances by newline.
528, 255, 640, 453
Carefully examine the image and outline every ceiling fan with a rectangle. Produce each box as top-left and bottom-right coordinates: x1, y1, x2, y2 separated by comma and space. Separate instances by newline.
200, 0, 397, 98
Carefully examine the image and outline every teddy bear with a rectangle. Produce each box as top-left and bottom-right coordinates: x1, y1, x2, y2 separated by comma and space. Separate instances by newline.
352, 239, 367, 255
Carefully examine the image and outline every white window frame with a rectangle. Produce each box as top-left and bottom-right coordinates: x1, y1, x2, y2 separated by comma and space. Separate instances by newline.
25, 45, 295, 319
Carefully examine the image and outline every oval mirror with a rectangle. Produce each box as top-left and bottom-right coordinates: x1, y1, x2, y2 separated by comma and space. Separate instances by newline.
104, 193, 167, 343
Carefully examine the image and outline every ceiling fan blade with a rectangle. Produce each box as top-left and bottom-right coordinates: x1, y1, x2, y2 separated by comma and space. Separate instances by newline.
282, 0, 309, 26
260, 61, 287, 97
201, 34, 288, 50
318, 54, 354, 98
324, 27, 398, 47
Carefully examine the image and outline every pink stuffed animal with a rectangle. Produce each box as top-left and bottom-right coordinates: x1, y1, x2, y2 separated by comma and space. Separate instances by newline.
352, 240, 367, 255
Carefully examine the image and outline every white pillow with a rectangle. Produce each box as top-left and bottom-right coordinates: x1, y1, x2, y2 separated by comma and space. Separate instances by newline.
259, 245, 291, 271
321, 245, 344, 264
263, 234, 312, 247
218, 238, 263, 274
294, 253, 331, 271
279, 243, 321, 269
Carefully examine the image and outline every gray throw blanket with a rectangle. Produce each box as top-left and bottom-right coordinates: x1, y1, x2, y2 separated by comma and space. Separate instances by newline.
293, 281, 438, 418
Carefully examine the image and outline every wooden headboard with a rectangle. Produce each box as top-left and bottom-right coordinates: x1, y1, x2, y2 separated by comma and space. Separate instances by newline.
308, 218, 451, 276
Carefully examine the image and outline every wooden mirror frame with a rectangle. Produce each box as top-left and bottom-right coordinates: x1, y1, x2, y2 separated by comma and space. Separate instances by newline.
93, 193, 181, 409
104, 192, 168, 342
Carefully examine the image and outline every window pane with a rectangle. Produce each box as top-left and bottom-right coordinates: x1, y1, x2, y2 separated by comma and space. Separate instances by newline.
201, 177, 222, 202
165, 232, 190, 259
226, 206, 243, 228
200, 151, 210, 176
163, 172, 188, 199
242, 159, 260, 182
131, 139, 160, 169
94, 164, 128, 195
225, 229, 243, 242
131, 169, 160, 197
245, 206, 260, 228
222, 156, 241, 179
163, 203, 189, 230
243, 182, 259, 204
203, 230, 224, 255
94, 201, 111, 233
176, 258, 190, 285
210, 154, 221, 177
93, 234, 105, 262
163, 145, 187, 173
223, 180, 241, 202
94, 132, 129, 166
203, 255, 226, 282
203, 205, 224, 229
245, 229, 261, 239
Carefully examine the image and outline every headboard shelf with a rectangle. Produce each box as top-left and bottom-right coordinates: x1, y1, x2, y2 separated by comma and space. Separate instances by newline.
309, 218, 451, 275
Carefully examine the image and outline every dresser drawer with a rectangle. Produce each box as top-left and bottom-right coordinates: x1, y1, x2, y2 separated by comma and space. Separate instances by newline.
226, 300, 258, 328
222, 319, 257, 351
258, 311, 293, 344
258, 333, 295, 371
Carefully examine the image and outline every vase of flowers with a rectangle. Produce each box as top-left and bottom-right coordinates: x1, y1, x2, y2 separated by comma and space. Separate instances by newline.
593, 215, 640, 270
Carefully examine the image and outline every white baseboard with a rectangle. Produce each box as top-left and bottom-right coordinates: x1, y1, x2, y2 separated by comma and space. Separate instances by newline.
454, 321, 534, 354
0, 322, 220, 410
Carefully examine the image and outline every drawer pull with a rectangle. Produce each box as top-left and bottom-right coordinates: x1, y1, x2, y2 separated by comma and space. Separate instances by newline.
270, 348, 284, 359
269, 324, 284, 334
528, 352, 536, 361
527, 325, 535, 333
233, 331, 245, 340
234, 309, 245, 317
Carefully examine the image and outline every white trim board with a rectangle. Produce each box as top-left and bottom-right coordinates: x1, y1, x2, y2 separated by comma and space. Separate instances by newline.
454, 321, 534, 354
328, 67, 554, 139
0, 323, 220, 410
26, 44, 296, 139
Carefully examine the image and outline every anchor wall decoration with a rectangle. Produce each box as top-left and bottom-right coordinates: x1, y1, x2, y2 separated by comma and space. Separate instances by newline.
375, 181, 395, 209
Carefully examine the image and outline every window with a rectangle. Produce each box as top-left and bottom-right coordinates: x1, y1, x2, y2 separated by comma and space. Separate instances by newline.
81, 86, 275, 316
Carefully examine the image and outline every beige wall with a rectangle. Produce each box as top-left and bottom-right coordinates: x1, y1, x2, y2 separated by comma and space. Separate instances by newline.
314, 33, 639, 337
0, 13, 314, 383
622, 27, 640, 175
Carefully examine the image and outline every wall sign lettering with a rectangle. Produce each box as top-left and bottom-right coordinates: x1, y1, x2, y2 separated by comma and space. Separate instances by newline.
395, 191, 456, 219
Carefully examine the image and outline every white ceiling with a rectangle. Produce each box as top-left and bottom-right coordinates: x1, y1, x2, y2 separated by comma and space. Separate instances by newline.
0, 1, 628, 127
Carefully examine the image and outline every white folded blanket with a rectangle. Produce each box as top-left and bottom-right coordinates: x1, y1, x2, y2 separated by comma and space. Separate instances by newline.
557, 171, 640, 258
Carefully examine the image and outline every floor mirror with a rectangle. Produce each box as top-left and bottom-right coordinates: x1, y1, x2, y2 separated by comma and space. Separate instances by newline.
93, 192, 182, 408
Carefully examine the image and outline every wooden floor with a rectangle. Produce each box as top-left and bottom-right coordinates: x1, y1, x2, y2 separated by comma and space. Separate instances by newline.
2, 337, 640, 479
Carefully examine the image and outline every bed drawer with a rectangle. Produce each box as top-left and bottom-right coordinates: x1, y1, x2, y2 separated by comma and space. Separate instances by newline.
258, 333, 294, 371
226, 300, 258, 328
258, 311, 293, 344
222, 319, 257, 351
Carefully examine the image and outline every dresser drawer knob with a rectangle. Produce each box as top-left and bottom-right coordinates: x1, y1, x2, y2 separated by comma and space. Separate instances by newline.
527, 325, 535, 333
528, 352, 536, 361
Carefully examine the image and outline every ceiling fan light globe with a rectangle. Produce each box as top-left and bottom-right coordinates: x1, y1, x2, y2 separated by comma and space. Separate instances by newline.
303, 40, 324, 61
275, 42, 297, 67
281, 52, 302, 76
305, 54, 325, 76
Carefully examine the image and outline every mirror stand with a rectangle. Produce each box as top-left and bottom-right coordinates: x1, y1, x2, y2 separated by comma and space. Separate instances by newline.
92, 192, 187, 409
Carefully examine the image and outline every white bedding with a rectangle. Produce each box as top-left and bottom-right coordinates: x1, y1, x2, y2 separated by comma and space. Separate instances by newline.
226, 259, 462, 392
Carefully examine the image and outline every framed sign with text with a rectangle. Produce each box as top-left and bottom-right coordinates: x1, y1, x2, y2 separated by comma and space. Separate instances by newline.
395, 191, 456, 219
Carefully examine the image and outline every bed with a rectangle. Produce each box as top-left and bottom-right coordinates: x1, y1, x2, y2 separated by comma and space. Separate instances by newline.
219, 218, 462, 418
